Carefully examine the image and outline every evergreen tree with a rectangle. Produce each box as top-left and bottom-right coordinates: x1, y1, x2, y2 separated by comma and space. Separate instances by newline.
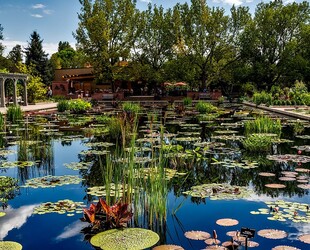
0, 24, 4, 56
24, 31, 52, 86
8, 44, 23, 64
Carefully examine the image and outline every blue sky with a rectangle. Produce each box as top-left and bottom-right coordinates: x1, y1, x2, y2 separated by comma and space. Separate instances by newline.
0, 0, 302, 57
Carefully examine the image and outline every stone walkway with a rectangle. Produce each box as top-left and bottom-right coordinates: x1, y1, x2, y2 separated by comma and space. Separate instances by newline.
0, 102, 57, 114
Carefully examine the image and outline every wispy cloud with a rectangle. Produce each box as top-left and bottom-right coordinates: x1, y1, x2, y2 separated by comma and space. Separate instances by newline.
140, 0, 152, 3
32, 4, 45, 9
31, 14, 43, 18
43, 9, 53, 15
55, 220, 85, 241
212, 0, 243, 6
0, 205, 36, 240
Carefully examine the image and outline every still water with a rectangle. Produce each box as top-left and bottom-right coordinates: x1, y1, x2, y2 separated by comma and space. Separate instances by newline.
0, 111, 309, 250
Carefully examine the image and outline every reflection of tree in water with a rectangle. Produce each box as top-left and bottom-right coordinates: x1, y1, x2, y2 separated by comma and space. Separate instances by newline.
0, 176, 20, 210
15, 122, 55, 183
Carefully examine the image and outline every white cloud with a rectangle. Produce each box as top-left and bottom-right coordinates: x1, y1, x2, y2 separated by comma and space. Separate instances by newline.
0, 205, 36, 240
43, 9, 53, 15
31, 14, 43, 18
55, 220, 86, 241
212, 0, 243, 6
140, 0, 152, 3
32, 4, 45, 9
2, 40, 61, 57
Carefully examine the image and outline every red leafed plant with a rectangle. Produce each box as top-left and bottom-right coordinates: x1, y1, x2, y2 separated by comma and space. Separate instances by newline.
82, 198, 133, 229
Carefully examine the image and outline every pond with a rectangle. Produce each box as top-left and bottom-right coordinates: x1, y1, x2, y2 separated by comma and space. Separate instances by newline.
0, 104, 309, 250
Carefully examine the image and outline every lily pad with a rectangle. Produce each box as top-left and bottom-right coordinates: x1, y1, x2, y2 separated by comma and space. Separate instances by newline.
272, 246, 301, 250
216, 218, 239, 226
0, 241, 22, 250
298, 234, 310, 244
22, 175, 82, 188
257, 229, 287, 239
0, 211, 6, 217
184, 230, 210, 240
90, 228, 159, 250
153, 245, 184, 250
265, 184, 286, 189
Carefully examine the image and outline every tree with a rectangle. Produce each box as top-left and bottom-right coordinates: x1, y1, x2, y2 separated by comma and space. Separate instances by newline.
17, 62, 46, 103
8, 44, 23, 64
0, 24, 4, 56
24, 31, 53, 86
130, 4, 175, 85
239, 0, 310, 90
177, 0, 231, 90
75, 0, 137, 88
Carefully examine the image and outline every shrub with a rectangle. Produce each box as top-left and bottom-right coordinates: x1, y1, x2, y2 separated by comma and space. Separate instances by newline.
244, 116, 282, 136
252, 91, 273, 106
0, 113, 4, 130
241, 134, 273, 152
57, 100, 70, 112
68, 99, 92, 113
183, 97, 192, 106
195, 101, 217, 114
122, 102, 141, 115
6, 105, 23, 123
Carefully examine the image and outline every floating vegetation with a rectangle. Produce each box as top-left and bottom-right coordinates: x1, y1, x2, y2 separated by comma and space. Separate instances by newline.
0, 211, 6, 217
272, 246, 301, 250
173, 137, 201, 142
216, 218, 239, 226
84, 142, 115, 148
114, 157, 153, 165
22, 175, 82, 188
90, 228, 159, 250
153, 245, 184, 250
298, 234, 310, 244
0, 241, 22, 250
79, 149, 110, 156
211, 159, 259, 169
33, 200, 85, 215
0, 150, 15, 156
265, 184, 286, 189
292, 145, 310, 152
257, 229, 287, 239
87, 184, 135, 198
241, 241, 259, 248
204, 238, 221, 245
267, 154, 310, 163
184, 230, 211, 240
124, 147, 152, 153
63, 162, 92, 170
0, 161, 36, 169
211, 135, 245, 141
214, 130, 239, 134
259, 172, 276, 177
296, 135, 310, 140
297, 184, 310, 189
182, 183, 252, 200
8, 140, 42, 146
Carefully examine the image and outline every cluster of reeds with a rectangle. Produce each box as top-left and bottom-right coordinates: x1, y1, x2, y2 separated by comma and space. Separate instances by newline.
6, 105, 23, 123
195, 101, 217, 114
244, 116, 282, 136
241, 134, 273, 152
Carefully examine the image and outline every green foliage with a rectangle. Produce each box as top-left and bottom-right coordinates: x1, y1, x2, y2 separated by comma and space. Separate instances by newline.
122, 102, 141, 115
17, 62, 46, 103
195, 101, 217, 114
182, 97, 192, 106
0, 113, 4, 130
24, 31, 52, 86
252, 91, 273, 106
244, 116, 282, 136
68, 99, 92, 113
96, 115, 112, 124
57, 100, 70, 112
241, 134, 273, 152
6, 105, 23, 123
293, 120, 305, 135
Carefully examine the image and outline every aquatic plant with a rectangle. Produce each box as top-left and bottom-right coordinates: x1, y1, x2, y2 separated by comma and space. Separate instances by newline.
33, 200, 85, 215
0, 241, 22, 250
244, 116, 282, 136
122, 102, 141, 115
82, 198, 133, 229
68, 99, 92, 113
90, 228, 159, 250
195, 101, 217, 114
183, 97, 192, 106
293, 120, 305, 135
57, 99, 70, 112
241, 134, 273, 152
6, 105, 23, 123
0, 113, 4, 131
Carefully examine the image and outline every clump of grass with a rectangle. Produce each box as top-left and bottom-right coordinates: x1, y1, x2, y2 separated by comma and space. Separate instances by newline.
183, 97, 192, 106
6, 105, 23, 123
195, 101, 217, 114
241, 134, 273, 152
57, 100, 70, 112
122, 102, 141, 115
244, 116, 282, 136
0, 113, 4, 130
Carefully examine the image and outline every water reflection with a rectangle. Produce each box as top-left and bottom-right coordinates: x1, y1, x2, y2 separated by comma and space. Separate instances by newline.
0, 204, 36, 239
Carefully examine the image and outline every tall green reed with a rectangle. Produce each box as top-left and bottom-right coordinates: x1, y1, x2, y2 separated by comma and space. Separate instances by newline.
244, 116, 282, 136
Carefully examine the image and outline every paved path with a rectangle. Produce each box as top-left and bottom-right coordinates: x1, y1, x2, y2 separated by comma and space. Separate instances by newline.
0, 102, 58, 114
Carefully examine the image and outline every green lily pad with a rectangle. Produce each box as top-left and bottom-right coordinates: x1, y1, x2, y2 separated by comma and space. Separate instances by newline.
0, 241, 22, 250
0, 211, 6, 217
90, 228, 159, 250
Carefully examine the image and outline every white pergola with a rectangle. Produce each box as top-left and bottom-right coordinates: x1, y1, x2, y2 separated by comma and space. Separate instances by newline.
0, 73, 28, 107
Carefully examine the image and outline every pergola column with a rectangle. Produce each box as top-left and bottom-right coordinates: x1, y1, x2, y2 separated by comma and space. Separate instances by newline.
0, 78, 5, 107
23, 80, 28, 106
13, 78, 18, 105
